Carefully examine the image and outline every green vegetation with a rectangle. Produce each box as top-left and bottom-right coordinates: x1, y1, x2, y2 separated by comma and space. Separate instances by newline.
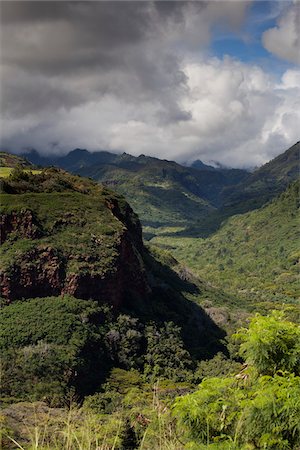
0, 167, 142, 297
0, 296, 109, 402
173, 312, 300, 449
0, 167, 41, 178
1, 313, 299, 449
1, 147, 299, 448
222, 141, 300, 213
0, 167, 14, 178
152, 181, 300, 313
22, 143, 299, 238
0, 152, 33, 169
23, 148, 251, 233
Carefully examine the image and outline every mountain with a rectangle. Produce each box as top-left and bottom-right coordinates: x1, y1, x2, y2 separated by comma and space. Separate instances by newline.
173, 141, 300, 237
23, 148, 117, 171
222, 141, 300, 212
190, 160, 216, 171
22, 149, 249, 231
151, 180, 300, 314
21, 143, 299, 237
1, 165, 234, 404
0, 151, 33, 168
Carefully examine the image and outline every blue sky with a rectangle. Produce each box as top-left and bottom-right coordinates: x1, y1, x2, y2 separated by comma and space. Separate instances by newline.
211, 1, 296, 76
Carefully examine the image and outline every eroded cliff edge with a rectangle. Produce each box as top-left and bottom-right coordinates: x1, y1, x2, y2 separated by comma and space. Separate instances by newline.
0, 168, 149, 306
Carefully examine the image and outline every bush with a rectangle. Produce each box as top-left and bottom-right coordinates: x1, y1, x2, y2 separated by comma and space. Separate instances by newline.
144, 322, 192, 381
173, 313, 300, 449
234, 311, 300, 376
0, 296, 110, 402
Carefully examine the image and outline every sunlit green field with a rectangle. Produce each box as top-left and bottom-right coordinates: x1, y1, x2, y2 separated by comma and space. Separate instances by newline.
0, 167, 42, 177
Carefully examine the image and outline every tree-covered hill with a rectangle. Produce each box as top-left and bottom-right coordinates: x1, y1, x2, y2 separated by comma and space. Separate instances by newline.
21, 148, 249, 230
152, 180, 300, 313
221, 141, 300, 213
0, 166, 234, 405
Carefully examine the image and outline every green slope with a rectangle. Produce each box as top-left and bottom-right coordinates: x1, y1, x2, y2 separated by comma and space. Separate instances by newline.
222, 141, 300, 211
0, 152, 36, 178
1, 165, 237, 404
21, 143, 299, 238
172, 141, 300, 237
151, 181, 300, 313
22, 149, 249, 232
66, 153, 249, 229
0, 151, 33, 168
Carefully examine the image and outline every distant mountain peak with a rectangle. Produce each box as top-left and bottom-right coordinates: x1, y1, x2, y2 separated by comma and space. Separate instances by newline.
68, 148, 89, 155
190, 160, 216, 171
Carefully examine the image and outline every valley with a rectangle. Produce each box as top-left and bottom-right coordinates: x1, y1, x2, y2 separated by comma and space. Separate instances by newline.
0, 143, 299, 449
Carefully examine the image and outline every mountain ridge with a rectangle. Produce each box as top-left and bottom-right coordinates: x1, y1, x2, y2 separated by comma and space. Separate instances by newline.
3, 142, 299, 237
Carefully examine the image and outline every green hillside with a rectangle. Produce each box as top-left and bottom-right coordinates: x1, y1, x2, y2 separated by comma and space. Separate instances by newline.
23, 149, 249, 232
0, 152, 38, 178
1, 166, 237, 406
170, 141, 300, 238
21, 143, 299, 239
222, 141, 300, 212
1, 161, 299, 450
0, 152, 33, 168
152, 181, 300, 313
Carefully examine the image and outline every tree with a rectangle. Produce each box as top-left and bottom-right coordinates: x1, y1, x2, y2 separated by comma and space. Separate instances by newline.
144, 322, 192, 381
105, 315, 145, 369
234, 311, 300, 376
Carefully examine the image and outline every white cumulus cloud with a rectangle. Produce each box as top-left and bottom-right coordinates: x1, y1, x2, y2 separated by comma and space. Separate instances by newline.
262, 3, 300, 64
2, 58, 299, 168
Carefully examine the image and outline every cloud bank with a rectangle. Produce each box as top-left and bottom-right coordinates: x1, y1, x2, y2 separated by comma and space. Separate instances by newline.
0, 1, 299, 167
262, 2, 300, 65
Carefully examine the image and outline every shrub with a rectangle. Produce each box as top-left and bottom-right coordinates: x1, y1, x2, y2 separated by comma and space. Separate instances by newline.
234, 311, 300, 376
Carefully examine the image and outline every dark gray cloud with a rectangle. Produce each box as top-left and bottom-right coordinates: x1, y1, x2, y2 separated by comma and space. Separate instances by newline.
2, 1, 297, 167
1, 1, 191, 117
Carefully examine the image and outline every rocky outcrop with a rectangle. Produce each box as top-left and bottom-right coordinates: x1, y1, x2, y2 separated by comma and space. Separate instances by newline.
0, 210, 42, 244
0, 246, 66, 300
0, 168, 151, 307
62, 230, 149, 307
0, 224, 149, 307
105, 197, 143, 250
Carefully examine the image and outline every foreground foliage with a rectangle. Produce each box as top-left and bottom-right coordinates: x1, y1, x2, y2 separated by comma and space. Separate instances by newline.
173, 312, 300, 449
1, 312, 299, 449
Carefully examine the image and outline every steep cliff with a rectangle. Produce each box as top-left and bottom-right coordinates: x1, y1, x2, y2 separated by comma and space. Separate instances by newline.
0, 168, 149, 306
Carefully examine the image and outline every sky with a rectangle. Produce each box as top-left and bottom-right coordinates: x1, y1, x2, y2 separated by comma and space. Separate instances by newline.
0, 1, 299, 168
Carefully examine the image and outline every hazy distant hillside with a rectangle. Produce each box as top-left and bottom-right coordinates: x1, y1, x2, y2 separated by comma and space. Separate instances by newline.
176, 142, 300, 237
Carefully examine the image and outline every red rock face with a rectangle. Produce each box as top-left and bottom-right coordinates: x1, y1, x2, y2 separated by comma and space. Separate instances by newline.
62, 231, 149, 308
0, 210, 42, 244
0, 246, 66, 301
0, 221, 149, 307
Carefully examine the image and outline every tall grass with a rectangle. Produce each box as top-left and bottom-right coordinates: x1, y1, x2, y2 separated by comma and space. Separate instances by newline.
1, 387, 183, 450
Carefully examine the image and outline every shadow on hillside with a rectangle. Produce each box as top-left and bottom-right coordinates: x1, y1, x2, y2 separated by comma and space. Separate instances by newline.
125, 249, 228, 361
150, 193, 280, 240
